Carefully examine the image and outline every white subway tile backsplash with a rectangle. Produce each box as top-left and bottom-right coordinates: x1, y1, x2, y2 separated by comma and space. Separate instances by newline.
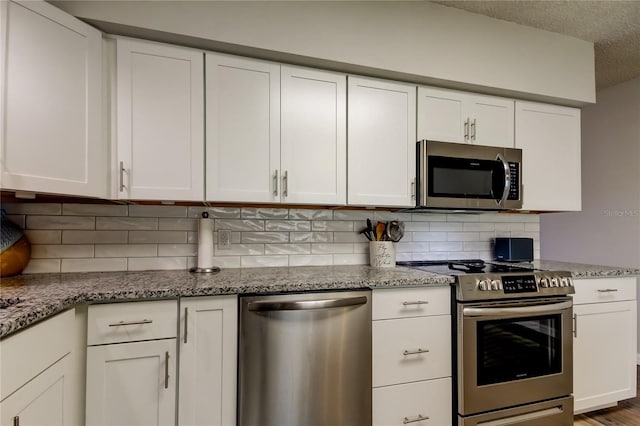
312, 221, 354, 231
63, 204, 128, 217
13, 203, 541, 274
97, 217, 158, 230
3, 203, 61, 215
128, 257, 186, 271
31, 244, 94, 259
24, 230, 61, 244
241, 255, 288, 268
129, 231, 188, 244
241, 232, 289, 243
241, 208, 288, 219
264, 243, 311, 255
95, 244, 158, 258
289, 209, 333, 220
129, 205, 187, 217
6, 215, 25, 228
23, 259, 61, 274
159, 218, 197, 231
289, 255, 333, 267
63, 230, 128, 244
61, 258, 127, 273
158, 244, 198, 257
265, 220, 311, 231
27, 215, 94, 230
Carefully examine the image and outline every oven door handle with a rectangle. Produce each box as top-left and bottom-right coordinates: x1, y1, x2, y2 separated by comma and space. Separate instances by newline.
463, 300, 572, 317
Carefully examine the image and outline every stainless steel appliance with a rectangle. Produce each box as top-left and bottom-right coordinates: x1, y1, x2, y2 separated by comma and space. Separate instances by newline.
397, 260, 575, 426
416, 140, 523, 210
238, 290, 372, 426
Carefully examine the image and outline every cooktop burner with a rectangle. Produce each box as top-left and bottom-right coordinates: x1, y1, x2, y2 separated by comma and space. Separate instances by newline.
396, 259, 574, 301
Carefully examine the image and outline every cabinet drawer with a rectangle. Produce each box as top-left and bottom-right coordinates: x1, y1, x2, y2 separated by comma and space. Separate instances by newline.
87, 300, 177, 345
373, 315, 451, 387
372, 287, 450, 320
572, 277, 637, 305
373, 378, 452, 426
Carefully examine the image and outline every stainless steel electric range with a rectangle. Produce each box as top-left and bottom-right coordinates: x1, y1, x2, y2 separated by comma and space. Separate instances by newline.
398, 260, 575, 426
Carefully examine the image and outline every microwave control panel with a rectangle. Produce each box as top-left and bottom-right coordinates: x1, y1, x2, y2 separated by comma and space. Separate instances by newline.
508, 162, 520, 201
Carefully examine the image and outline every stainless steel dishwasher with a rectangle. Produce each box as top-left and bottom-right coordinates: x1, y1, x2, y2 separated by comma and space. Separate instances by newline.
238, 290, 372, 426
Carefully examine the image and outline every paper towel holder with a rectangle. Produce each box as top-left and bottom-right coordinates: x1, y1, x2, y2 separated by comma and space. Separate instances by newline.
190, 211, 221, 274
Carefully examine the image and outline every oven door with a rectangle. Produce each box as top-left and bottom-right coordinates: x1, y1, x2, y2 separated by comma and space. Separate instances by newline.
458, 297, 573, 416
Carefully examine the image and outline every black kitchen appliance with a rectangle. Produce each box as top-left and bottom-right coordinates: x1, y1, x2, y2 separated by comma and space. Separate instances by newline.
494, 237, 534, 262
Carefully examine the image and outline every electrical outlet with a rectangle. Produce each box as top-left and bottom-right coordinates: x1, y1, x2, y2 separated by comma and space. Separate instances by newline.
219, 230, 231, 247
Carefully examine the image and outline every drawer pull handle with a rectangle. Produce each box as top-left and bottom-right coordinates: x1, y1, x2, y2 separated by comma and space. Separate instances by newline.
597, 288, 619, 293
164, 351, 170, 389
403, 414, 429, 424
403, 301, 429, 306
403, 348, 429, 356
108, 319, 153, 327
13, 416, 19, 426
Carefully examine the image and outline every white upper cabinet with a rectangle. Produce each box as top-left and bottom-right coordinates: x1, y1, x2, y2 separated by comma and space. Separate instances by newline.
206, 53, 280, 203
515, 101, 581, 211
206, 55, 346, 205
348, 76, 417, 207
280, 65, 346, 205
116, 38, 204, 201
0, 0, 106, 197
418, 86, 514, 148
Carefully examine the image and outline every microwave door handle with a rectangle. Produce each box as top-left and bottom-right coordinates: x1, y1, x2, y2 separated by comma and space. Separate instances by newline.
496, 153, 511, 207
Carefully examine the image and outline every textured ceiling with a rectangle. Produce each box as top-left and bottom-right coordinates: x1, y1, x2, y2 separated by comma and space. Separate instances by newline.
432, 0, 640, 90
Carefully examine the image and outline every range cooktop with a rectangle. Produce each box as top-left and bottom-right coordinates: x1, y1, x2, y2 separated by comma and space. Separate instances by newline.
396, 259, 574, 301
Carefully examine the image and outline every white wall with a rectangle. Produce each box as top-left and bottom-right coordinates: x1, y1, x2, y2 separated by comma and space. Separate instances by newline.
540, 76, 640, 358
51, 0, 595, 105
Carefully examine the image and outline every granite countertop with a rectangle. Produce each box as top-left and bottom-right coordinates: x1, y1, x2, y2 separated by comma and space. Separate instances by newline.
1, 260, 637, 339
0, 265, 452, 338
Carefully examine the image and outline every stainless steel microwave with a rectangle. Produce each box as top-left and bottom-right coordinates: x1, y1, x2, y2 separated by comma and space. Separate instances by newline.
416, 140, 522, 210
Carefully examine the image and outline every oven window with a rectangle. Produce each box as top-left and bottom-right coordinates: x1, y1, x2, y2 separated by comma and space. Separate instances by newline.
476, 314, 562, 386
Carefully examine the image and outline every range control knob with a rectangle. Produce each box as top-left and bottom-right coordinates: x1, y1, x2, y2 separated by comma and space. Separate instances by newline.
539, 278, 549, 288
478, 279, 490, 291
561, 277, 571, 287
491, 280, 502, 291
550, 277, 559, 287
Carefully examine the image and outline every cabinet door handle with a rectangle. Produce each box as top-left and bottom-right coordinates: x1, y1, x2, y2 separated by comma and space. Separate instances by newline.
597, 288, 619, 293
464, 118, 470, 141
403, 414, 429, 424
164, 351, 170, 389
403, 348, 430, 356
573, 313, 577, 338
273, 170, 279, 196
403, 300, 429, 306
183, 307, 188, 344
108, 319, 153, 327
13, 416, 19, 426
282, 170, 288, 197
411, 178, 416, 200
119, 161, 127, 192
470, 118, 476, 141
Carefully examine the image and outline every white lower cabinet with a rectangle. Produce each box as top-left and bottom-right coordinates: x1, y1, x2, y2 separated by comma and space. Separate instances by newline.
372, 287, 452, 426
572, 277, 638, 414
0, 309, 81, 426
178, 296, 238, 426
85, 300, 178, 426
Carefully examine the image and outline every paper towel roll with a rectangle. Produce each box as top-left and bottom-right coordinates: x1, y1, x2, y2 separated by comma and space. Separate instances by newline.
197, 215, 215, 269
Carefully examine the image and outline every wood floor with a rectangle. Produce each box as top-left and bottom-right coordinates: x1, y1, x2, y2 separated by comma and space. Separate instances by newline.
573, 367, 640, 425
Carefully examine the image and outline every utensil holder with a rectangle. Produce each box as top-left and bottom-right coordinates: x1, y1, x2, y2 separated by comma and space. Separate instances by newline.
369, 241, 396, 268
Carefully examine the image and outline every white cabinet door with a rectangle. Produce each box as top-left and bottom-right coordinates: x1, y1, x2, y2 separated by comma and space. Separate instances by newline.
116, 38, 204, 201
0, 0, 105, 197
348, 76, 416, 207
573, 300, 637, 414
417, 86, 466, 144
469, 94, 514, 148
417, 87, 514, 148
206, 53, 280, 203
281, 66, 346, 205
0, 354, 73, 426
178, 296, 237, 426
86, 339, 177, 426
515, 101, 581, 211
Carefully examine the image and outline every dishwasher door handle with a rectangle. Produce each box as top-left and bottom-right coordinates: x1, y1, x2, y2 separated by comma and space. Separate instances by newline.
248, 296, 367, 312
